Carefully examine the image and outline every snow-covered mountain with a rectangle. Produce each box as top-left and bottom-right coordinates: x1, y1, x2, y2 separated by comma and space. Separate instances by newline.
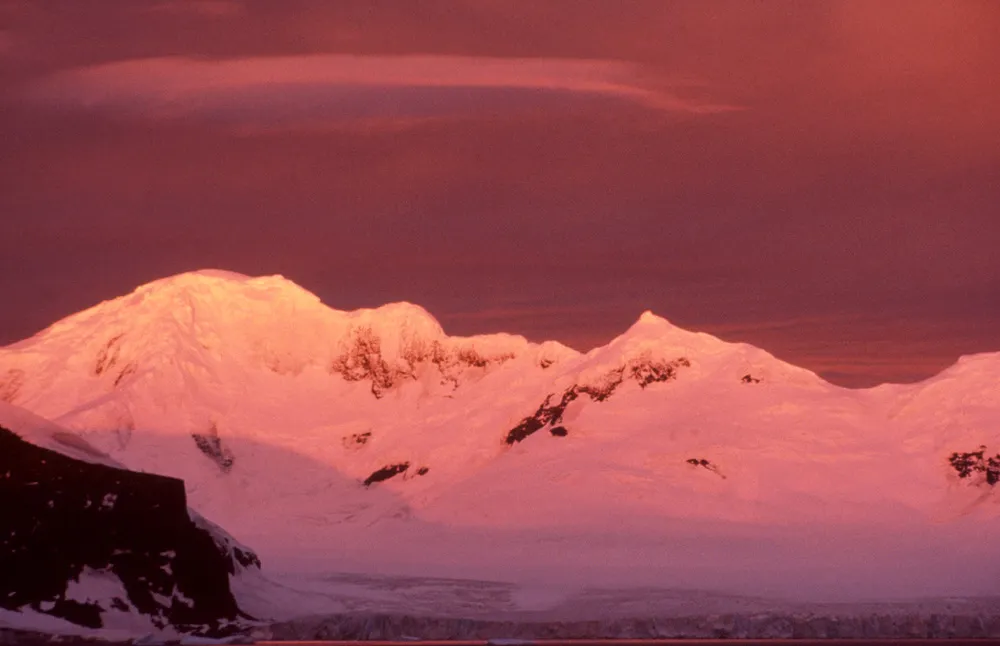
1, 270, 998, 619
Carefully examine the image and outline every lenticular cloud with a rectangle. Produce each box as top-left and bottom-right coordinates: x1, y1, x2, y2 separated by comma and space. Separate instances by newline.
20, 55, 740, 128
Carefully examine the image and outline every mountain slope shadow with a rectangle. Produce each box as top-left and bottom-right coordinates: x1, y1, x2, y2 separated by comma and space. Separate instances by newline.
0, 424, 256, 636
0, 402, 412, 636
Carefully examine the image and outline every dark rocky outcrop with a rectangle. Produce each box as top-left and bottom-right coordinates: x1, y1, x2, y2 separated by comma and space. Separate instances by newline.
0, 368, 24, 403
948, 446, 1000, 486
549, 426, 568, 437
687, 458, 725, 478
363, 462, 410, 487
741, 374, 761, 384
342, 431, 372, 449
93, 334, 125, 377
188, 511, 261, 576
361, 462, 430, 486
0, 425, 257, 635
331, 327, 396, 398
504, 390, 578, 445
505, 356, 690, 445
627, 356, 690, 389
330, 325, 516, 398
191, 424, 234, 473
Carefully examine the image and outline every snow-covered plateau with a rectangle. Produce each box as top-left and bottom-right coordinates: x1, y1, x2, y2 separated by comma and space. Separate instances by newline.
1, 270, 997, 639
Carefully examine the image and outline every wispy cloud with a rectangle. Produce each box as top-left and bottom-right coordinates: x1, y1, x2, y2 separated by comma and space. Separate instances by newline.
19, 55, 740, 130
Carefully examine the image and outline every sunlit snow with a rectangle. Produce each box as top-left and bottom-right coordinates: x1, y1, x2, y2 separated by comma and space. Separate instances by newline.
1, 270, 997, 630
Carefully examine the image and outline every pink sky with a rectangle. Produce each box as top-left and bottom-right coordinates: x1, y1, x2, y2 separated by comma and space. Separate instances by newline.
0, 0, 998, 386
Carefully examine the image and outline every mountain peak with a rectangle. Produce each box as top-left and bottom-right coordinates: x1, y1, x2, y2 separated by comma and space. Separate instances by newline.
167, 268, 254, 282
627, 309, 688, 336
128, 269, 321, 306
0, 270, 833, 435
0, 272, 563, 422
611, 309, 719, 352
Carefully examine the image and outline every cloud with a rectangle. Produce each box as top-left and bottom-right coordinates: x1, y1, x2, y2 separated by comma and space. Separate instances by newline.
19, 54, 739, 130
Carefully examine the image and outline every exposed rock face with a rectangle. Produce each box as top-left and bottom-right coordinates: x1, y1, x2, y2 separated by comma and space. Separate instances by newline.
505, 355, 690, 445
948, 445, 1000, 486
363, 462, 411, 487
191, 424, 235, 474
687, 458, 725, 478
0, 368, 24, 403
361, 462, 432, 487
0, 425, 257, 635
330, 324, 518, 398
342, 431, 372, 449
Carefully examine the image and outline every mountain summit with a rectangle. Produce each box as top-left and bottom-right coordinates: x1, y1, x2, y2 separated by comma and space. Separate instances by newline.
1, 271, 572, 423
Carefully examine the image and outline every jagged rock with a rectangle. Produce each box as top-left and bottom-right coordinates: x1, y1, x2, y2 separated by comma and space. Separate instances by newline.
189, 512, 261, 575
505, 356, 689, 444
0, 425, 258, 635
342, 431, 372, 449
94, 334, 125, 377
330, 325, 518, 398
191, 425, 234, 473
686, 458, 724, 478
0, 368, 24, 403
363, 463, 410, 487
504, 390, 578, 445
948, 446, 1000, 486
330, 326, 395, 397
627, 356, 690, 389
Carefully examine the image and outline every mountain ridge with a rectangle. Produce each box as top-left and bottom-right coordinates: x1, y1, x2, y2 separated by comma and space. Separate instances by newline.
11, 269, 988, 393
1, 270, 997, 611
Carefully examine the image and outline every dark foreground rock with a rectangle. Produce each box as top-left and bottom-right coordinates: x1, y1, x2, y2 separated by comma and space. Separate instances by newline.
0, 628, 110, 645
0, 425, 258, 635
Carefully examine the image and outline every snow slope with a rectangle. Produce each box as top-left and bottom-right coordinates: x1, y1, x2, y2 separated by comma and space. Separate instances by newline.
1, 270, 997, 616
